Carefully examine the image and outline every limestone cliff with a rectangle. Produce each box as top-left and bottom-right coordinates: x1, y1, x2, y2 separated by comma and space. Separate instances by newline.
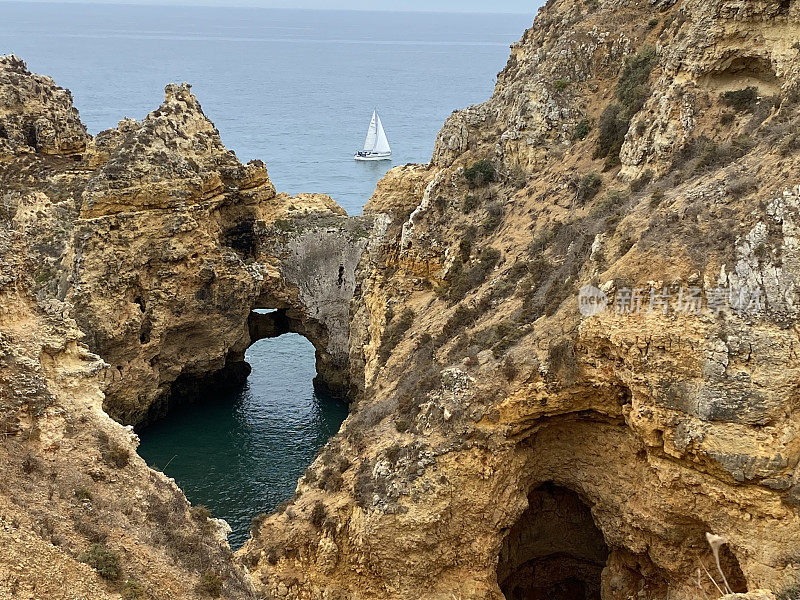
0, 54, 363, 598
242, 1, 800, 599
5, 0, 800, 598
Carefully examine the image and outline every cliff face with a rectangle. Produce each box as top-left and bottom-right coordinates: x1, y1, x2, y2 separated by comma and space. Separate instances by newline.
5, 0, 800, 598
0, 55, 363, 598
243, 1, 800, 599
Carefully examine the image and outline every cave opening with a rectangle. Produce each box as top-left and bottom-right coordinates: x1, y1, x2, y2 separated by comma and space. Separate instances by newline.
137, 321, 348, 548
498, 483, 609, 600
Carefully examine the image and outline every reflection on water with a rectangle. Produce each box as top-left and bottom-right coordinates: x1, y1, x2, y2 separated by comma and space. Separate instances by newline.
137, 334, 348, 548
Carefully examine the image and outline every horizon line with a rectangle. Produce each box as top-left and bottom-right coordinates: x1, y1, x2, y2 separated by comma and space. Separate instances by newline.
0, 0, 536, 15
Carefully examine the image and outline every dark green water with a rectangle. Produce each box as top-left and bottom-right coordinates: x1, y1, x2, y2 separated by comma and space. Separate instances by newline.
137, 334, 348, 548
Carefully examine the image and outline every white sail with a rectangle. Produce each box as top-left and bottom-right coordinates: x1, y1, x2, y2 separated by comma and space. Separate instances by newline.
362, 110, 378, 152
374, 113, 391, 154
354, 109, 392, 160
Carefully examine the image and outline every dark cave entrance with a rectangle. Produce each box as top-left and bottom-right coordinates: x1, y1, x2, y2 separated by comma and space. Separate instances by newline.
498, 483, 609, 600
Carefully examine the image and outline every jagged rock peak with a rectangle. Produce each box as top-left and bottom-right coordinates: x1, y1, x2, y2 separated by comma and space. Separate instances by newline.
81, 80, 274, 216
0, 53, 88, 156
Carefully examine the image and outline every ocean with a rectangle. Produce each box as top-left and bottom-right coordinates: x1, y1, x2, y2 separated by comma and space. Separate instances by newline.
0, 1, 534, 547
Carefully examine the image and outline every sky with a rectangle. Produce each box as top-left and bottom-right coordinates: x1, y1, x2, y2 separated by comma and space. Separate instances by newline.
2, 0, 543, 13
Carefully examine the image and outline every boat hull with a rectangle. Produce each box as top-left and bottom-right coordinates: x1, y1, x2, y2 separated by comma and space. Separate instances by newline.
354, 152, 391, 161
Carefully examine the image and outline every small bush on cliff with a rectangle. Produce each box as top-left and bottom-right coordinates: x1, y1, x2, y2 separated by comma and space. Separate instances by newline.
443, 247, 501, 304
379, 308, 416, 363
81, 543, 121, 580
122, 579, 145, 600
250, 513, 268, 538
573, 118, 591, 141
500, 356, 519, 381
554, 78, 570, 91
310, 501, 327, 529
595, 103, 629, 160
595, 46, 657, 160
462, 194, 479, 214
483, 202, 505, 232
616, 46, 657, 110
777, 586, 800, 600
695, 135, 755, 172
458, 225, 477, 262
190, 504, 211, 522
464, 159, 496, 187
576, 173, 603, 204
197, 570, 224, 597
722, 87, 759, 112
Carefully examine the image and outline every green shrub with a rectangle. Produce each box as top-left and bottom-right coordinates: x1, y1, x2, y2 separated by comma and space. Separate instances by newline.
483, 202, 504, 231
573, 118, 591, 141
464, 160, 496, 187
595, 46, 657, 159
462, 194, 479, 213
443, 247, 501, 304
310, 501, 327, 529
80, 544, 121, 580
441, 304, 476, 340
646, 18, 659, 30
577, 173, 603, 203
75, 487, 92, 502
695, 135, 755, 172
197, 570, 224, 597
458, 226, 477, 262
722, 87, 759, 112
554, 78, 570, 91
122, 579, 145, 600
589, 190, 628, 220
616, 46, 657, 110
594, 103, 629, 159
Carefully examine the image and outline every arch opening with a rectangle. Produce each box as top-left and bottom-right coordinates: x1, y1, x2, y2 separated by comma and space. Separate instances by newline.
498, 483, 609, 600
137, 332, 348, 548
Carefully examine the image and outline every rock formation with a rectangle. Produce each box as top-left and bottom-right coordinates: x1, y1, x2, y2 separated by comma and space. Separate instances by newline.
0, 54, 363, 597
241, 1, 800, 599
4, 0, 800, 598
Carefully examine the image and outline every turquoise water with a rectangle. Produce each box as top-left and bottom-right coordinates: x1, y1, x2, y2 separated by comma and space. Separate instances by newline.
137, 335, 348, 547
1, 2, 535, 545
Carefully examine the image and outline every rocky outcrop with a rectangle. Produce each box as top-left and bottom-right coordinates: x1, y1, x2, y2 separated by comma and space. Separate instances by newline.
54, 82, 365, 425
243, 1, 800, 599
0, 57, 365, 598
6, 0, 800, 598
0, 54, 88, 157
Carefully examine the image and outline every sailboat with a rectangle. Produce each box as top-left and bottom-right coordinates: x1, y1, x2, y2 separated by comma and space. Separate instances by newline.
354, 109, 391, 161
